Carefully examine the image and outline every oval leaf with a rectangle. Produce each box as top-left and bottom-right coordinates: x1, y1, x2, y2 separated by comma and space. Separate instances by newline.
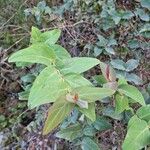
43, 97, 74, 135
75, 86, 115, 103
78, 103, 96, 122
41, 29, 61, 45
64, 73, 92, 88
118, 84, 145, 106
8, 43, 56, 66
61, 57, 100, 74
56, 123, 82, 141
49, 44, 71, 59
28, 66, 68, 108
81, 137, 100, 150
122, 115, 150, 150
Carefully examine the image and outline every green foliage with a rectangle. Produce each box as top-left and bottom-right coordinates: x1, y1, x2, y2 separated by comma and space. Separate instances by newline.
81, 137, 100, 150
118, 84, 145, 106
56, 123, 83, 141
43, 96, 74, 135
31, 27, 61, 45
136, 105, 150, 122
28, 66, 68, 108
9, 43, 56, 66
8, 26, 148, 149
2, 0, 149, 149
122, 115, 150, 150
9, 26, 115, 135
61, 57, 100, 74
115, 94, 129, 114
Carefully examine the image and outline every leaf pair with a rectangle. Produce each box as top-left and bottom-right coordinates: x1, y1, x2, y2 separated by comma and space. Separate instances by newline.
43, 86, 115, 135
30, 26, 61, 45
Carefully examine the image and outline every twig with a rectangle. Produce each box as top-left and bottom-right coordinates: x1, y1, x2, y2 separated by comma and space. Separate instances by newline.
0, 0, 28, 29
4, 36, 26, 53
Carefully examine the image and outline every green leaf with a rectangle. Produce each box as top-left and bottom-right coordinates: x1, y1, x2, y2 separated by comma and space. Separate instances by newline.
93, 75, 107, 86
28, 66, 68, 108
49, 44, 71, 60
56, 123, 82, 141
128, 39, 140, 49
92, 116, 112, 131
43, 97, 74, 135
121, 10, 134, 19
74, 86, 115, 103
97, 35, 108, 47
94, 46, 103, 57
111, 59, 126, 71
126, 73, 143, 85
102, 106, 123, 120
83, 125, 97, 136
78, 103, 96, 122
8, 43, 56, 66
30, 26, 42, 44
139, 23, 150, 33
64, 73, 92, 88
135, 8, 149, 22
118, 84, 145, 106
122, 115, 150, 150
125, 59, 139, 72
136, 105, 150, 122
115, 94, 129, 114
81, 137, 100, 150
61, 57, 100, 74
41, 29, 61, 45
118, 77, 128, 85
105, 47, 115, 55
140, 0, 150, 10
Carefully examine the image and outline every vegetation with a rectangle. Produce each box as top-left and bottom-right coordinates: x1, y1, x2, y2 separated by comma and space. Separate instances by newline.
0, 0, 150, 149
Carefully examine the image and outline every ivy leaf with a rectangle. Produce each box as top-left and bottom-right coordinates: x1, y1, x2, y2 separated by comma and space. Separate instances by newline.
28, 66, 68, 108
140, 0, 150, 10
43, 97, 74, 135
122, 115, 150, 150
105, 47, 115, 55
41, 29, 61, 45
78, 103, 96, 122
64, 73, 92, 88
74, 86, 115, 103
126, 73, 143, 85
56, 123, 82, 141
115, 94, 129, 114
128, 39, 140, 49
110, 59, 126, 71
92, 116, 112, 131
118, 84, 145, 106
8, 43, 56, 66
83, 125, 97, 136
81, 137, 100, 150
125, 59, 139, 72
61, 57, 100, 74
121, 10, 134, 19
102, 106, 123, 120
135, 8, 149, 22
136, 105, 150, 122
94, 46, 103, 57
97, 35, 108, 47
